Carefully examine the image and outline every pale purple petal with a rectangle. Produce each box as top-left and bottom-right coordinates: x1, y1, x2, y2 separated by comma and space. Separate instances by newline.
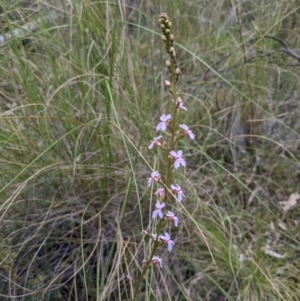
156, 122, 167, 131
170, 150, 186, 169
179, 124, 189, 131
149, 135, 163, 149
147, 171, 160, 186
174, 97, 187, 111
154, 188, 165, 198
156, 114, 171, 131
162, 114, 171, 121
148, 141, 155, 149
179, 124, 195, 140
171, 184, 185, 202
152, 233, 158, 240
170, 150, 177, 157
188, 131, 195, 140
152, 255, 163, 268
167, 240, 174, 251
152, 201, 165, 219
155, 200, 165, 209
159, 232, 174, 251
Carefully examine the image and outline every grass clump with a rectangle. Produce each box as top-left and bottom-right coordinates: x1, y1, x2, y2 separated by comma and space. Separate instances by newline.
0, 0, 300, 300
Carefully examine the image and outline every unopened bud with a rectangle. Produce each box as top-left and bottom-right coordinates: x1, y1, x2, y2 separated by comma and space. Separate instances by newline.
175, 68, 180, 75
167, 21, 172, 28
161, 24, 165, 29
166, 60, 171, 67
165, 80, 171, 87
170, 34, 174, 40
161, 35, 167, 41
165, 29, 170, 34
126, 274, 133, 281
169, 47, 174, 53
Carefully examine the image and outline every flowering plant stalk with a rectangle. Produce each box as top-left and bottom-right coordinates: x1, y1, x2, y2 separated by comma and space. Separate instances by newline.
128, 13, 195, 301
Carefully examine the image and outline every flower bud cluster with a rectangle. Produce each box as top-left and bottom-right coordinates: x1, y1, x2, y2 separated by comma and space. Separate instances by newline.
159, 13, 179, 82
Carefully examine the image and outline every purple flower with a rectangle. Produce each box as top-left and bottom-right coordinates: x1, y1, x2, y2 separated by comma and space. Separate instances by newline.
148, 135, 163, 149
147, 171, 160, 186
152, 255, 163, 268
171, 184, 185, 202
175, 97, 187, 111
154, 187, 165, 198
179, 124, 195, 140
170, 150, 186, 169
152, 200, 165, 219
159, 232, 175, 251
166, 211, 179, 227
156, 114, 171, 131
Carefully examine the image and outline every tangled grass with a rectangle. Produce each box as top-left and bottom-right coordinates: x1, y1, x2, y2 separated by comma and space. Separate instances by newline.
0, 0, 300, 300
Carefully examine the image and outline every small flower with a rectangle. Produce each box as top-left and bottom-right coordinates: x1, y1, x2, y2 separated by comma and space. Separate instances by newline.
165, 211, 179, 227
154, 187, 165, 198
151, 233, 159, 241
126, 274, 133, 281
152, 200, 165, 219
159, 232, 175, 251
156, 114, 171, 131
147, 171, 160, 186
152, 255, 163, 268
141, 230, 148, 235
148, 135, 163, 149
170, 150, 186, 169
173, 97, 187, 111
171, 184, 185, 202
179, 124, 195, 140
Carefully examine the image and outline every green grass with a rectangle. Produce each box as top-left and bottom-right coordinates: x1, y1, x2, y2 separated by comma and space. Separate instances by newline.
0, 0, 300, 300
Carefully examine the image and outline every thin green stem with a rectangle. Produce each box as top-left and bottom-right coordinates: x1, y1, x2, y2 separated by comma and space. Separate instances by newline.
166, 60, 178, 195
